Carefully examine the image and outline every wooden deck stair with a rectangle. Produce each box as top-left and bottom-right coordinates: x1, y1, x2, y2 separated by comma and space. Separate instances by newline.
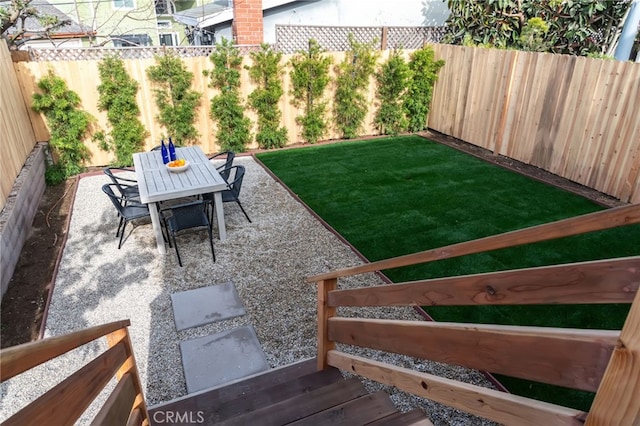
148, 358, 432, 425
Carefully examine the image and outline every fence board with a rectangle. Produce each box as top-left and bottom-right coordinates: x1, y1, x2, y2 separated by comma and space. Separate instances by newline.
0, 40, 38, 211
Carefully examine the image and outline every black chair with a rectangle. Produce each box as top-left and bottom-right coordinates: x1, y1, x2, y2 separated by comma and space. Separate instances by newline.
161, 200, 215, 267
104, 167, 139, 202
102, 184, 150, 249
209, 151, 235, 181
204, 165, 251, 223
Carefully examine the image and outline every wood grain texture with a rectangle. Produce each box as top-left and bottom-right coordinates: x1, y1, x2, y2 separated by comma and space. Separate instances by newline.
0, 319, 130, 381
327, 256, 640, 307
106, 328, 150, 425
586, 289, 640, 425
0, 39, 38, 210
328, 318, 618, 392
91, 372, 136, 426
367, 408, 433, 426
2, 342, 128, 426
307, 203, 640, 283
286, 391, 397, 426
317, 278, 337, 370
127, 408, 143, 426
328, 351, 587, 426
219, 377, 368, 425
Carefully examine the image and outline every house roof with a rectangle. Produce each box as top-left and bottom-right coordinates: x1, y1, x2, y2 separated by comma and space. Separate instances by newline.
173, 0, 298, 28
0, 0, 91, 36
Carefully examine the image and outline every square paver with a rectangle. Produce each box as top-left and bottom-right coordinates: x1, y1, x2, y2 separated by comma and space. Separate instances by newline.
171, 281, 245, 331
179, 325, 270, 393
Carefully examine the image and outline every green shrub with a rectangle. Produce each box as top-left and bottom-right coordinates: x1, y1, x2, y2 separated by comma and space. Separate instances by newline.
405, 46, 445, 132
94, 55, 148, 166
333, 34, 379, 139
247, 43, 288, 149
31, 69, 92, 185
289, 39, 332, 144
205, 38, 252, 152
374, 50, 410, 136
519, 17, 551, 52
147, 53, 201, 145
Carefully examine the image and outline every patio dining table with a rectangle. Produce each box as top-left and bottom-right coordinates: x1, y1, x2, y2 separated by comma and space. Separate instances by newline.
133, 146, 228, 254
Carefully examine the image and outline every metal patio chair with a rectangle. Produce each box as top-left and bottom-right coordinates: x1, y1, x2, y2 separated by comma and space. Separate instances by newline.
103, 167, 139, 202
102, 183, 150, 249
203, 165, 251, 223
209, 151, 235, 181
161, 200, 215, 267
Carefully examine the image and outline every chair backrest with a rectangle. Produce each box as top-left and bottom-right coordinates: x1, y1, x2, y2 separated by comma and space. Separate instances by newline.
210, 151, 236, 181
167, 200, 210, 231
221, 151, 236, 172
224, 165, 245, 200
103, 167, 137, 197
102, 183, 126, 216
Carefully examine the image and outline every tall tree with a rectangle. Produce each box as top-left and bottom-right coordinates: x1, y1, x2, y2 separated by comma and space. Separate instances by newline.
444, 0, 632, 56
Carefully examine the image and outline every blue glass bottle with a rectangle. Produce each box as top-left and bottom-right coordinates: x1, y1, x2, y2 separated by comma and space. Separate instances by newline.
168, 137, 177, 161
160, 139, 170, 164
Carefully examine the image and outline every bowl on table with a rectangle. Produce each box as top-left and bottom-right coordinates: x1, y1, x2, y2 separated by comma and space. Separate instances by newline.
166, 159, 189, 173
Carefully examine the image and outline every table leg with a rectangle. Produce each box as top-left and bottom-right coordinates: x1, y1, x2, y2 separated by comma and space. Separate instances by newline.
149, 202, 166, 254
213, 192, 226, 241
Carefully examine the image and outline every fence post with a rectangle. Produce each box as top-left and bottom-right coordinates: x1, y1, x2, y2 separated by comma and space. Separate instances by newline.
106, 327, 150, 425
493, 50, 518, 155
317, 278, 337, 370
381, 27, 388, 51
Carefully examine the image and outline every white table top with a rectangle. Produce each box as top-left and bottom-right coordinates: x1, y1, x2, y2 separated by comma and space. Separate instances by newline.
133, 146, 227, 204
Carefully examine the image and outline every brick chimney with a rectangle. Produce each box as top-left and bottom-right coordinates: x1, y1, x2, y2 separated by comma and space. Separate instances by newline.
232, 0, 264, 45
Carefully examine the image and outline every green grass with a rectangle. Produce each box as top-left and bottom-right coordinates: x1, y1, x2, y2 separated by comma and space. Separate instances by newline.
256, 135, 640, 411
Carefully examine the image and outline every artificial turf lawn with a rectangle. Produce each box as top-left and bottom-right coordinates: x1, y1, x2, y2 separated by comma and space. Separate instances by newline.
256, 135, 640, 411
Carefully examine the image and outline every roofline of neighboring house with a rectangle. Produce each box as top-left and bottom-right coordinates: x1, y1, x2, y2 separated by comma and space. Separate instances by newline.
174, 0, 297, 28
19, 31, 95, 40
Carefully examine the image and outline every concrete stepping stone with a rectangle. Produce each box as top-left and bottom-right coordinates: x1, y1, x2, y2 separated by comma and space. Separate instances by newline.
179, 325, 270, 393
171, 281, 245, 331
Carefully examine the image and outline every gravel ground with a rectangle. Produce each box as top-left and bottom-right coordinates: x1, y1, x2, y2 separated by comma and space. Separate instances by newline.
0, 156, 497, 425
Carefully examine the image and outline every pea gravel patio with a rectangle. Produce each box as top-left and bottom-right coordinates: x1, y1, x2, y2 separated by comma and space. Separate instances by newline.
0, 156, 497, 425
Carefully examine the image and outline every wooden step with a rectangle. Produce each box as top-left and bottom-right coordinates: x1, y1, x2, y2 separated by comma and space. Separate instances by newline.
287, 390, 397, 425
211, 369, 348, 423
149, 357, 320, 416
149, 358, 434, 425
219, 376, 368, 425
367, 408, 434, 426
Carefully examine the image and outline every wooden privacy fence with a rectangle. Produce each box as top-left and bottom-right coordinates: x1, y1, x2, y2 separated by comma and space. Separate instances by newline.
11, 49, 391, 166
0, 39, 38, 211
428, 44, 640, 204
4, 43, 640, 202
0, 320, 149, 425
309, 203, 640, 425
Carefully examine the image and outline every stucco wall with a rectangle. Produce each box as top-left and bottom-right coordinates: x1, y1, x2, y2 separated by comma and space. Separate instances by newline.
0, 143, 47, 300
